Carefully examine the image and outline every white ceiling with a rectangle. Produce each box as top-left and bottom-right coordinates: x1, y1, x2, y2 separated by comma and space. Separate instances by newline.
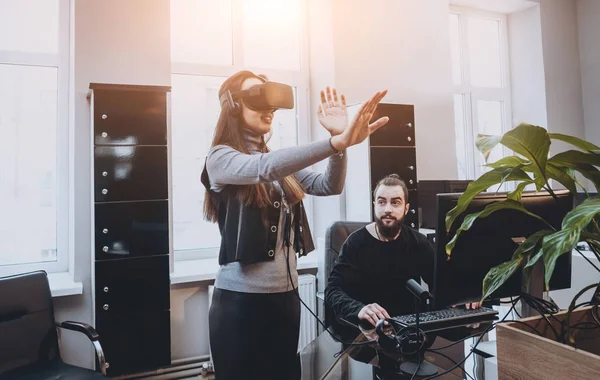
449, 0, 538, 14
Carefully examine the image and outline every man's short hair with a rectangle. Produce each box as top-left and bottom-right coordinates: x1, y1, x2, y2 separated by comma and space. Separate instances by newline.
373, 174, 409, 202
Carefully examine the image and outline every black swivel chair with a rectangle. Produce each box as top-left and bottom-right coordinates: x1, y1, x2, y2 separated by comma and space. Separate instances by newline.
322, 221, 368, 328
0, 271, 107, 379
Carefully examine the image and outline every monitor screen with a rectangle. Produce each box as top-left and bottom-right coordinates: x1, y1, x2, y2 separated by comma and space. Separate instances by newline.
432, 190, 573, 308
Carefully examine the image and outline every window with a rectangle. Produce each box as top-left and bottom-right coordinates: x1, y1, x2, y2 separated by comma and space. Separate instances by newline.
170, 0, 310, 260
449, 7, 513, 181
0, 0, 70, 276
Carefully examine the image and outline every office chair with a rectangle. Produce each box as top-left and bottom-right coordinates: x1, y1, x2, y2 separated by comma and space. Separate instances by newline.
323, 221, 368, 328
0, 271, 107, 379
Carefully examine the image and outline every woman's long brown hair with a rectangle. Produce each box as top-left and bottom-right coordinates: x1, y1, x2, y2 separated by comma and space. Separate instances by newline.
203, 70, 305, 222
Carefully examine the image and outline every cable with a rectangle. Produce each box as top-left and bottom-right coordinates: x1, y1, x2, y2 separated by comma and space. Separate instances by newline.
427, 331, 487, 352
409, 360, 420, 380
509, 296, 522, 319
499, 319, 544, 336
518, 293, 561, 342
420, 323, 493, 380
426, 349, 475, 380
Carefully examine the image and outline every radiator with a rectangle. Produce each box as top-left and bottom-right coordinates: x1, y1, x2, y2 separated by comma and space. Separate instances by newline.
207, 274, 318, 366
297, 274, 318, 351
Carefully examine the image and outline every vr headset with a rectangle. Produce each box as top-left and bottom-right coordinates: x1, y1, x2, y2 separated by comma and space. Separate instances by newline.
220, 81, 295, 112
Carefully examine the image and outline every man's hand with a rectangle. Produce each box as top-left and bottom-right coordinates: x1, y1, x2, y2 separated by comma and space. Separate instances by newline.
358, 303, 390, 327
465, 302, 482, 310
451, 302, 482, 310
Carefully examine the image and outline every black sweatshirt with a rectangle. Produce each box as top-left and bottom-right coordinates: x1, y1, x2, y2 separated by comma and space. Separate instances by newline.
324, 226, 434, 331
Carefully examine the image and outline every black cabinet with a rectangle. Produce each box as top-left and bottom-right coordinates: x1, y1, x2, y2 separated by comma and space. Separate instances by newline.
406, 189, 419, 229
368, 104, 420, 227
93, 88, 167, 146
95, 256, 170, 313
94, 146, 168, 202
96, 310, 171, 376
369, 103, 415, 147
89, 83, 171, 377
94, 200, 169, 260
369, 147, 418, 191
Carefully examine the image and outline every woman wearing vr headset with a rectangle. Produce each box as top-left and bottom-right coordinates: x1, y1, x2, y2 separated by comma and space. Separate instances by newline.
201, 70, 388, 379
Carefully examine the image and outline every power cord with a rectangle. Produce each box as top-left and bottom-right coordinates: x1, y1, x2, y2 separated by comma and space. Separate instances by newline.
426, 349, 475, 380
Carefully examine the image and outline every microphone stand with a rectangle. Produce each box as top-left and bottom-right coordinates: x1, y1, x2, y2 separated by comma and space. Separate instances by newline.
399, 281, 438, 378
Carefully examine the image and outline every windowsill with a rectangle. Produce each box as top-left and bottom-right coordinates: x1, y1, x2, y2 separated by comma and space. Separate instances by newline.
170, 254, 320, 285
48, 272, 83, 297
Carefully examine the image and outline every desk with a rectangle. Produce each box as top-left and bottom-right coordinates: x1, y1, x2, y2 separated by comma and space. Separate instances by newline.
300, 324, 495, 379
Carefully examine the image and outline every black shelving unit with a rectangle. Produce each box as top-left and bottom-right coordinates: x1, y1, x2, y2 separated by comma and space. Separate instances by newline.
88, 83, 172, 377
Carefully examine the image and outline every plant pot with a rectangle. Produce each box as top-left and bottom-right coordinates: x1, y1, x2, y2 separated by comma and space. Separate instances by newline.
496, 306, 600, 379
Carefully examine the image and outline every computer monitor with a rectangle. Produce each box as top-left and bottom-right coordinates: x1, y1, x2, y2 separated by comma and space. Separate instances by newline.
418, 180, 472, 229
432, 190, 573, 309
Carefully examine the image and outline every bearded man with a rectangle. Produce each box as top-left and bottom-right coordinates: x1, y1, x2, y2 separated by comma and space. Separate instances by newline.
326, 174, 452, 336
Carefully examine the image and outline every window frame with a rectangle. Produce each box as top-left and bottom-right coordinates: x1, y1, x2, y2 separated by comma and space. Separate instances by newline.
170, 0, 312, 261
450, 6, 513, 181
0, 0, 71, 277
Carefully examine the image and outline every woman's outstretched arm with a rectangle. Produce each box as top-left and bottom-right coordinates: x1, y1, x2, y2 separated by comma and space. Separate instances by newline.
206, 139, 339, 191
294, 152, 347, 196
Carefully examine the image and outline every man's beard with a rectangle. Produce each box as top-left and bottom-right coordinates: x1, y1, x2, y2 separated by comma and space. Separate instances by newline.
375, 214, 404, 239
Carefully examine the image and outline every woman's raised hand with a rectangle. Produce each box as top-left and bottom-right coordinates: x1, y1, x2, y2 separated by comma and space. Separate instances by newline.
318, 86, 348, 136
330, 90, 389, 151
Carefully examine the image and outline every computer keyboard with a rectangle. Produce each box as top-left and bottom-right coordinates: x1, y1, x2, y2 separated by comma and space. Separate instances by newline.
392, 307, 498, 331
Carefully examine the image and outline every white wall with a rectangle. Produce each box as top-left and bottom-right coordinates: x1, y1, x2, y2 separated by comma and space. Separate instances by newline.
331, 0, 457, 181
306, 0, 341, 247
538, 0, 586, 154
577, 0, 600, 148
53, 0, 171, 368
507, 4, 548, 128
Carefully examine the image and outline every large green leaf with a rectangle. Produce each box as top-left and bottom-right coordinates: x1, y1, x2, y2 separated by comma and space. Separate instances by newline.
549, 150, 600, 167
546, 163, 578, 195
542, 197, 600, 287
524, 230, 555, 268
446, 199, 552, 256
481, 258, 523, 302
542, 229, 580, 289
484, 156, 528, 169
476, 134, 503, 163
481, 230, 553, 301
500, 124, 551, 179
561, 197, 600, 230
549, 133, 600, 152
519, 163, 550, 191
445, 167, 532, 232
548, 151, 600, 191
574, 165, 600, 193
563, 167, 589, 193
508, 180, 534, 201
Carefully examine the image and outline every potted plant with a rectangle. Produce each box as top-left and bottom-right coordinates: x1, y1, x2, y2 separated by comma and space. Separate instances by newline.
444, 123, 600, 379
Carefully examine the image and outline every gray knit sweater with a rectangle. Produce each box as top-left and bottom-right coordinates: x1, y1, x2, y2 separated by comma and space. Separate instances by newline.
206, 130, 347, 293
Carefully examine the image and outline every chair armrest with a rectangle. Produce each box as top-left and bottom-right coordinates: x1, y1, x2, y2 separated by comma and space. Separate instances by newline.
57, 321, 107, 375
57, 321, 99, 341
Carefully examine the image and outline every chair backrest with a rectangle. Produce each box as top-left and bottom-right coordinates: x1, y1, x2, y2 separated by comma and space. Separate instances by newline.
323, 221, 368, 326
0, 271, 59, 375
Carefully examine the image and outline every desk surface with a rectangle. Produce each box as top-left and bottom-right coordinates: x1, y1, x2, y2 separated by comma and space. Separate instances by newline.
299, 325, 494, 380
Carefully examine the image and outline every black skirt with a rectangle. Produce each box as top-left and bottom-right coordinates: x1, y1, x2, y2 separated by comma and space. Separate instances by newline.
208, 287, 301, 380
